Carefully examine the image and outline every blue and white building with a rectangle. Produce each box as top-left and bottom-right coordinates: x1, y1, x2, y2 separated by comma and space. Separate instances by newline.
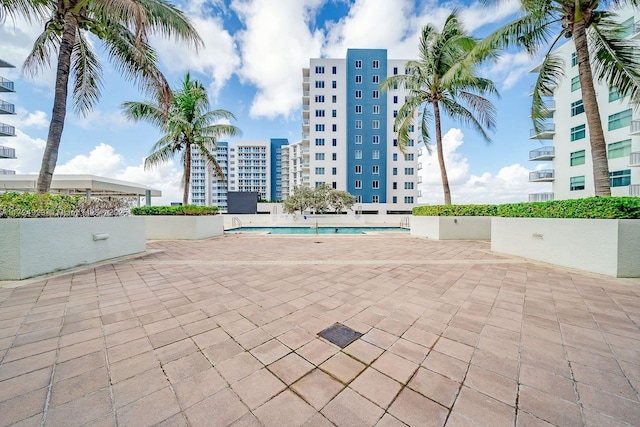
299, 49, 419, 213
0, 58, 16, 175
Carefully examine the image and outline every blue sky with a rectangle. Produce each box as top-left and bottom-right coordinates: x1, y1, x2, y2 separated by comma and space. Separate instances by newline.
0, 0, 554, 204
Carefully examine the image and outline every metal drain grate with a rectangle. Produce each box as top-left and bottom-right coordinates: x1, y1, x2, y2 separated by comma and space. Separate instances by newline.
318, 323, 363, 348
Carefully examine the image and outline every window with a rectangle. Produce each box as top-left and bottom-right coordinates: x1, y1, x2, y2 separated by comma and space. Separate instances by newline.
355, 60, 362, 69
405, 153, 414, 161
393, 110, 398, 118
355, 105, 362, 114
372, 90, 379, 99
392, 196, 397, 203
393, 167, 398, 175
315, 81, 324, 88
315, 153, 325, 160
332, 138, 337, 146
315, 109, 325, 117
393, 96, 398, 104
355, 75, 362, 84
393, 139, 398, 146
332, 95, 337, 103
355, 180, 362, 189
372, 135, 380, 144
404, 167, 414, 175
392, 182, 397, 190
404, 182, 414, 190
372, 150, 380, 159
570, 100, 584, 116
332, 81, 337, 89
332, 124, 337, 132
393, 153, 398, 161
404, 196, 414, 203
570, 150, 585, 166
570, 176, 585, 191
608, 139, 631, 159
332, 167, 337, 175
373, 60, 379, 69
315, 167, 325, 174
315, 138, 325, 146
332, 153, 337, 160
608, 109, 632, 130
355, 135, 362, 144
372, 105, 380, 114
355, 90, 362, 98
407, 139, 415, 147
610, 169, 631, 187
355, 150, 362, 159
332, 66, 337, 74
571, 52, 578, 67
372, 180, 379, 189
393, 67, 398, 75
570, 124, 586, 141
332, 109, 337, 117
315, 124, 325, 131
355, 120, 362, 129
355, 165, 362, 174
372, 120, 380, 129
372, 75, 379, 84
609, 86, 627, 102
571, 76, 581, 92
372, 195, 379, 203
372, 165, 379, 175
315, 66, 324, 74
315, 95, 325, 102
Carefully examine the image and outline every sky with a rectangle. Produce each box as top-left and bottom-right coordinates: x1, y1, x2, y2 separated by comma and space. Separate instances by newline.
0, 0, 554, 205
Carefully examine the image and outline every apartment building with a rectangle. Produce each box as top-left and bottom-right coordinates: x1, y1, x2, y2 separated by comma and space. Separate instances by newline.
0, 58, 16, 175
528, 6, 640, 200
298, 49, 419, 213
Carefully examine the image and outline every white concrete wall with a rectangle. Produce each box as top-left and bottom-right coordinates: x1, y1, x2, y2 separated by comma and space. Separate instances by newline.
491, 218, 640, 277
0, 217, 146, 280
144, 215, 224, 240
410, 216, 492, 240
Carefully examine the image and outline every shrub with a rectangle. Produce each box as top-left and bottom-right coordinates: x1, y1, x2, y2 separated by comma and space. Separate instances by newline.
130, 205, 219, 216
412, 197, 640, 219
0, 192, 129, 218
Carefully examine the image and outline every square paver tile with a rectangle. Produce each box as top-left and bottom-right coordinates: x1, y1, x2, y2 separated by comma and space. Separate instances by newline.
291, 369, 344, 410
343, 339, 384, 365
321, 387, 385, 426
231, 368, 286, 410
296, 339, 340, 366
253, 390, 316, 426
349, 367, 402, 409
408, 367, 459, 408
268, 353, 314, 385
388, 387, 448, 427
216, 352, 263, 384
185, 388, 249, 427
250, 339, 291, 365
372, 351, 418, 385
320, 352, 365, 384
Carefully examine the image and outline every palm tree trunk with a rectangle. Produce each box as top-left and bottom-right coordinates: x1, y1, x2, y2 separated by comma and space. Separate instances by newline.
37, 14, 77, 194
433, 101, 452, 205
183, 141, 191, 205
573, 20, 611, 196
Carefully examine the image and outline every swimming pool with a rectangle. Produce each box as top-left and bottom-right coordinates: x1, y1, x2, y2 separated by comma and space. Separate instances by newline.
225, 226, 409, 234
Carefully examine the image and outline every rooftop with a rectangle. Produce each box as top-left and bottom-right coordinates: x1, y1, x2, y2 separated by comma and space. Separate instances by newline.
0, 235, 638, 425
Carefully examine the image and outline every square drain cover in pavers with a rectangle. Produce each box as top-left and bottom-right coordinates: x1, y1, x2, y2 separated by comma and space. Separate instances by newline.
318, 323, 363, 348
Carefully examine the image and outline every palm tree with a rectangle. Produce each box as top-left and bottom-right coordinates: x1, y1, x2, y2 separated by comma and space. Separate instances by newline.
482, 1, 640, 196
122, 72, 241, 205
22, 0, 202, 194
1, 0, 47, 22
380, 12, 498, 205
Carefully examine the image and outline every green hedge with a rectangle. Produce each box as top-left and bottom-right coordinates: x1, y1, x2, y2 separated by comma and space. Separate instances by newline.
130, 205, 219, 216
412, 197, 640, 219
0, 192, 129, 218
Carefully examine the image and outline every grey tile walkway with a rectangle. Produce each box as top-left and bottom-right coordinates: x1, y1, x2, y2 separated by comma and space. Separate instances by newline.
0, 234, 639, 426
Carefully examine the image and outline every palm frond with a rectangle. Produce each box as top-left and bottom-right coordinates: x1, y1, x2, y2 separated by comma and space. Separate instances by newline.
439, 97, 492, 143
71, 30, 102, 116
531, 51, 564, 134
121, 100, 166, 126
22, 26, 60, 77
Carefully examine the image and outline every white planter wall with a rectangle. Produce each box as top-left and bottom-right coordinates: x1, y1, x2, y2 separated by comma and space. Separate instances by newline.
0, 217, 146, 280
491, 218, 640, 278
410, 216, 492, 240
144, 215, 224, 240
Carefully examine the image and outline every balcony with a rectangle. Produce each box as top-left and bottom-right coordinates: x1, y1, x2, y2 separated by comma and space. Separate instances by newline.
302, 105, 309, 111
537, 100, 556, 118
630, 152, 640, 167
529, 123, 555, 139
529, 146, 555, 161
0, 77, 14, 92
529, 169, 555, 182
0, 99, 15, 114
630, 119, 640, 135
303, 91, 309, 97
302, 133, 309, 140
0, 145, 15, 158
528, 83, 555, 96
0, 123, 15, 137
529, 192, 554, 202
632, 22, 640, 39
630, 184, 640, 197
0, 168, 15, 175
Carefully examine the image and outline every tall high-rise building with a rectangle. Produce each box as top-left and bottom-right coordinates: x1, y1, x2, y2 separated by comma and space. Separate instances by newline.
0, 59, 16, 175
298, 49, 419, 212
528, 6, 640, 200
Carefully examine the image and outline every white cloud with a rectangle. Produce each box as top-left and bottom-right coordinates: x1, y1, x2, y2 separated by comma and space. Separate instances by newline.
231, 0, 325, 119
0, 129, 46, 175
484, 51, 538, 91
154, 1, 240, 98
11, 109, 49, 129
418, 128, 551, 204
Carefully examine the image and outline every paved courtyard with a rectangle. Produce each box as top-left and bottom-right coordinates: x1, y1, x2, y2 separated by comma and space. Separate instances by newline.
0, 234, 639, 426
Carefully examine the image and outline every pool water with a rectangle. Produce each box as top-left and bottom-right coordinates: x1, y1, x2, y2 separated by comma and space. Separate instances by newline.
225, 226, 409, 234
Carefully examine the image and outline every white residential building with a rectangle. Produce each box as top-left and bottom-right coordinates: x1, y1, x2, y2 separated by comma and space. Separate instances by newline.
0, 58, 16, 175
528, 6, 640, 200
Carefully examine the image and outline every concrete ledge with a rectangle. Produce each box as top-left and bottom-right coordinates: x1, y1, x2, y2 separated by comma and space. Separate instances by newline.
410, 216, 492, 240
0, 217, 146, 280
491, 217, 640, 277
143, 215, 224, 240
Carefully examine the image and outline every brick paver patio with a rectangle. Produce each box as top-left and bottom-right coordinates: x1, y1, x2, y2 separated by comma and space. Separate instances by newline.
0, 234, 639, 426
